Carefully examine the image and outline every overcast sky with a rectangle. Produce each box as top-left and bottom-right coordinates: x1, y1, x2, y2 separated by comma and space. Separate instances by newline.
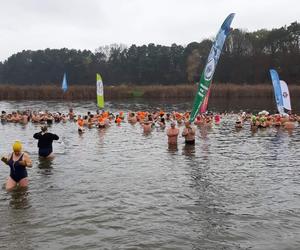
0, 0, 299, 61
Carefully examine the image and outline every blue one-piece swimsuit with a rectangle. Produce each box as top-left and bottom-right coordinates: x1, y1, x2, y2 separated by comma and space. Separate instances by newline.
8, 153, 28, 182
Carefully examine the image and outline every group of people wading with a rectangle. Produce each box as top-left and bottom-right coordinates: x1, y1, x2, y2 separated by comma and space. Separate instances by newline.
1, 108, 299, 191
75, 110, 197, 145
234, 111, 299, 130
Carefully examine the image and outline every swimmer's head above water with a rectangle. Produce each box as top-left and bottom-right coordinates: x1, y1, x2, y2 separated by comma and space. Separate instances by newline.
13, 140, 22, 152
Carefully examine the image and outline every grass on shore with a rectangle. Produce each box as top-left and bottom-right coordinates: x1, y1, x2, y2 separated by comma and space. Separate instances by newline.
0, 83, 299, 100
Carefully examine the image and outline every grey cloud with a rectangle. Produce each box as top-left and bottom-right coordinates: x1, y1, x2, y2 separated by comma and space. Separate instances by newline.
0, 0, 299, 61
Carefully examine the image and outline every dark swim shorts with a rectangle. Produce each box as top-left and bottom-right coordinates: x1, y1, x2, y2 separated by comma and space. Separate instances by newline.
39, 148, 52, 157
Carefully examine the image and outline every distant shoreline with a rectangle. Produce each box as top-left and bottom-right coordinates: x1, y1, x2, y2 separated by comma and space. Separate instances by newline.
0, 84, 299, 101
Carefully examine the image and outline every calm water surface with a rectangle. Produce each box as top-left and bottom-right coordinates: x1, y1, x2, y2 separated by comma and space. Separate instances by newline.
0, 100, 300, 250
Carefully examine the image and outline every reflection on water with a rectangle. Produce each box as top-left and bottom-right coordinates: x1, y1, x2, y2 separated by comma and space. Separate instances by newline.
4, 187, 33, 250
0, 100, 300, 249
37, 157, 54, 169
36, 157, 54, 177
9, 188, 30, 210
182, 144, 196, 157
167, 144, 178, 153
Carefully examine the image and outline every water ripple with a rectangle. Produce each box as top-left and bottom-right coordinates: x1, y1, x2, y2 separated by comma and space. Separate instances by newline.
0, 101, 300, 249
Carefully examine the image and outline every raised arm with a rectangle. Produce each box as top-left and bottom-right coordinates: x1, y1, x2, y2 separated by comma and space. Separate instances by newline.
190, 127, 196, 135
51, 133, 59, 140
23, 153, 32, 168
33, 132, 42, 139
1, 154, 11, 166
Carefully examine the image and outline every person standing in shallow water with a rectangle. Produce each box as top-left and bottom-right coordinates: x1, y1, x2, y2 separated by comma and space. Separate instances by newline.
182, 121, 196, 145
33, 126, 59, 158
167, 121, 179, 145
1, 141, 32, 191
142, 120, 152, 133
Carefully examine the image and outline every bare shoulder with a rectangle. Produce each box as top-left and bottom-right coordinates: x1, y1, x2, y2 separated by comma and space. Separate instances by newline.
23, 152, 31, 159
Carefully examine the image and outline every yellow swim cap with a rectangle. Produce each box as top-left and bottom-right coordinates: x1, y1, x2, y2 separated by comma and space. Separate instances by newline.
13, 141, 22, 152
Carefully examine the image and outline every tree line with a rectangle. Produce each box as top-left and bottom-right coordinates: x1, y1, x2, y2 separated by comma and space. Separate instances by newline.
0, 22, 299, 86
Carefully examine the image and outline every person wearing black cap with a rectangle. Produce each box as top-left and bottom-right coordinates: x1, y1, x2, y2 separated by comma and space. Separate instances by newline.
33, 126, 59, 158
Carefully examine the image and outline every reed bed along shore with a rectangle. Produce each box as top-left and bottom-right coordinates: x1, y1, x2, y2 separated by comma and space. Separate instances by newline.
0, 84, 299, 101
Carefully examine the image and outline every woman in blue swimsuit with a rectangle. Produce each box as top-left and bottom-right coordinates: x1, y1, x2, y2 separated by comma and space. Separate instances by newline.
1, 141, 32, 191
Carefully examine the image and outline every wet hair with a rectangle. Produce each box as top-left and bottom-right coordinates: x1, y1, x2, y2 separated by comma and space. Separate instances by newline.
46, 119, 53, 125
41, 126, 48, 132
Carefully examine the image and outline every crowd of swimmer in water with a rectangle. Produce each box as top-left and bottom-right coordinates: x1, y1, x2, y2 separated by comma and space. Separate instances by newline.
1, 108, 299, 130
1, 108, 299, 191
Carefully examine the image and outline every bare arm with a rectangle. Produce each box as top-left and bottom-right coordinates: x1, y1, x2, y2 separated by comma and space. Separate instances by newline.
167, 128, 179, 137
20, 153, 32, 168
167, 129, 172, 136
1, 154, 11, 165
190, 128, 196, 135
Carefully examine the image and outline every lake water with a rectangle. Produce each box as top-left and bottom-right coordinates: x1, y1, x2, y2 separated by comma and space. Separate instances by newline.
0, 99, 300, 250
